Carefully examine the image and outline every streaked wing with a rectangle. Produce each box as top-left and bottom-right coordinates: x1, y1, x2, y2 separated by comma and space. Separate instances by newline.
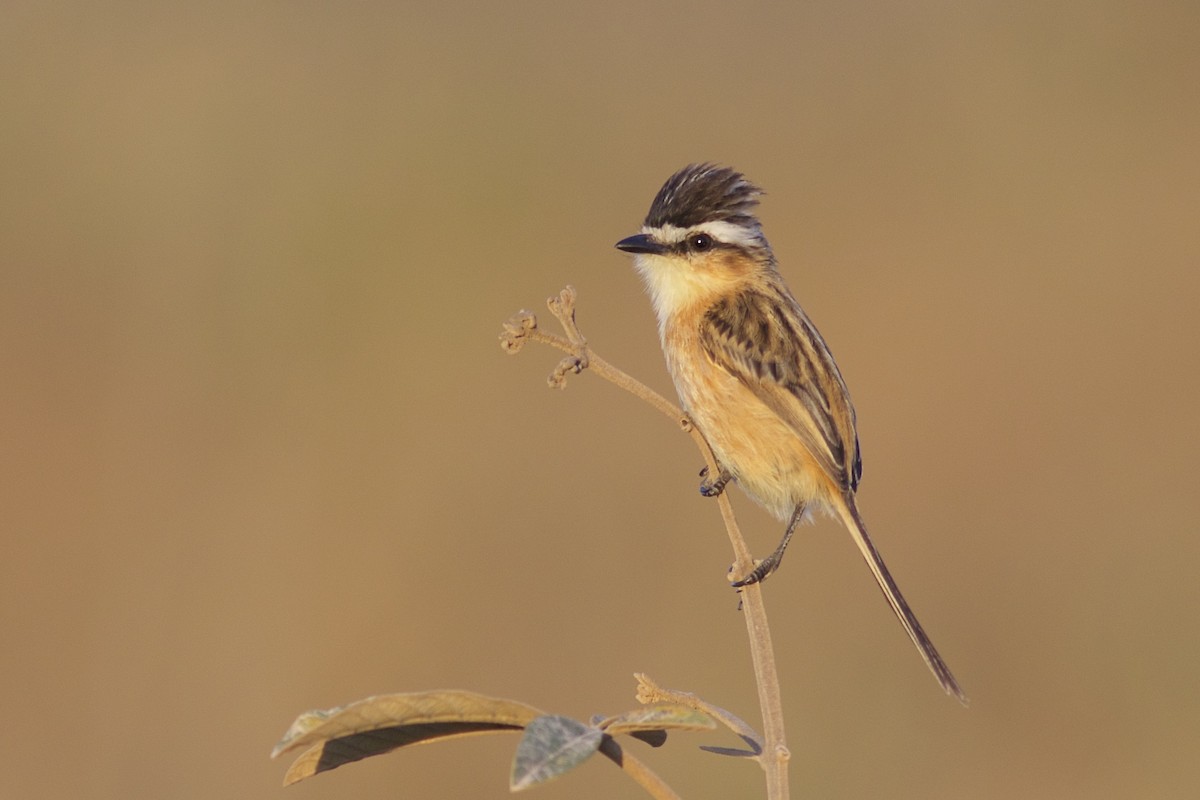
699, 283, 862, 491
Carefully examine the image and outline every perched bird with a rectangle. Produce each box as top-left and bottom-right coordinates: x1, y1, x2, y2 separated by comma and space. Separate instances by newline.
615, 164, 965, 701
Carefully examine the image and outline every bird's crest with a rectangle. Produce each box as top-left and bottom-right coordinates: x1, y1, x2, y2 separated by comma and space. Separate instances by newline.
644, 164, 763, 230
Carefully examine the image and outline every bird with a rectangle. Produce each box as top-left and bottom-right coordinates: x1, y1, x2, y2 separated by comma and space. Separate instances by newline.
615, 163, 965, 702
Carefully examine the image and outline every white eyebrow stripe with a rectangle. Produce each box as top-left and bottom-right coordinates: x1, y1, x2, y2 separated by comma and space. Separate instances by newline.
642, 223, 688, 244
642, 220, 762, 249
692, 220, 762, 248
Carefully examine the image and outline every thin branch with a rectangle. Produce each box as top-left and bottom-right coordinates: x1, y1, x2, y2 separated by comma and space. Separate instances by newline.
597, 737, 684, 800
501, 286, 789, 799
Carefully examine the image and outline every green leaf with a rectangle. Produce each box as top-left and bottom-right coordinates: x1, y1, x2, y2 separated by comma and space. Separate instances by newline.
510, 715, 603, 792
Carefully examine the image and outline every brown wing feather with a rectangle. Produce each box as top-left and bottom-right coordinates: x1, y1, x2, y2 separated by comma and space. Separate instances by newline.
699, 282, 862, 492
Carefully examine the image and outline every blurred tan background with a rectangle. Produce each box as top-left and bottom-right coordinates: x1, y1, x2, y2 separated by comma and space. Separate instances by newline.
3, 2, 1198, 798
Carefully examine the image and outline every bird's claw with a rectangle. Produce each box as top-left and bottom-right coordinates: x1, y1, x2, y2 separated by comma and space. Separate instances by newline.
730, 555, 780, 588
699, 467, 732, 498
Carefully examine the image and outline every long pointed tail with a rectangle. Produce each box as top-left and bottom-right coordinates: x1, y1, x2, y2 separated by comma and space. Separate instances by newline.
833, 494, 967, 704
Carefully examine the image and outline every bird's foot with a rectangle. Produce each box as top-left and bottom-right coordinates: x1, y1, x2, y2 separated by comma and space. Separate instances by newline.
699, 466, 732, 498
730, 554, 782, 587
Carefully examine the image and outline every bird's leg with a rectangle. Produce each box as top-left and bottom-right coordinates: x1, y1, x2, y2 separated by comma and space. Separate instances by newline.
698, 465, 733, 498
732, 502, 807, 587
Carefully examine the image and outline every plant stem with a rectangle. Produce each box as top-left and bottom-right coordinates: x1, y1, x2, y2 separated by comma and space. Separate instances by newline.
598, 737, 684, 800
502, 287, 790, 798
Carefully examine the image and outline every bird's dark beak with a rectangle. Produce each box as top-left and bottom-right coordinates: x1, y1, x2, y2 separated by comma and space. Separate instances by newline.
615, 233, 667, 255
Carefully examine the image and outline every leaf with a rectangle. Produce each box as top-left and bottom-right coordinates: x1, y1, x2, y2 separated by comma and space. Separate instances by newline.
595, 704, 716, 737
273, 690, 544, 785
627, 729, 669, 748
510, 715, 603, 792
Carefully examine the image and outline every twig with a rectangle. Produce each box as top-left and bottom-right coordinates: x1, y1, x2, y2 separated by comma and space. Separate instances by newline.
597, 737, 684, 800
501, 286, 790, 799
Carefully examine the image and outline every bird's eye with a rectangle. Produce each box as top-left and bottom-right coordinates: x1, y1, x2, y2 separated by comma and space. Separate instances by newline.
689, 233, 714, 252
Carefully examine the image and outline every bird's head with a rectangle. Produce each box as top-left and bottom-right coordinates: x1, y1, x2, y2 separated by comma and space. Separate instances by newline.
616, 164, 773, 318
